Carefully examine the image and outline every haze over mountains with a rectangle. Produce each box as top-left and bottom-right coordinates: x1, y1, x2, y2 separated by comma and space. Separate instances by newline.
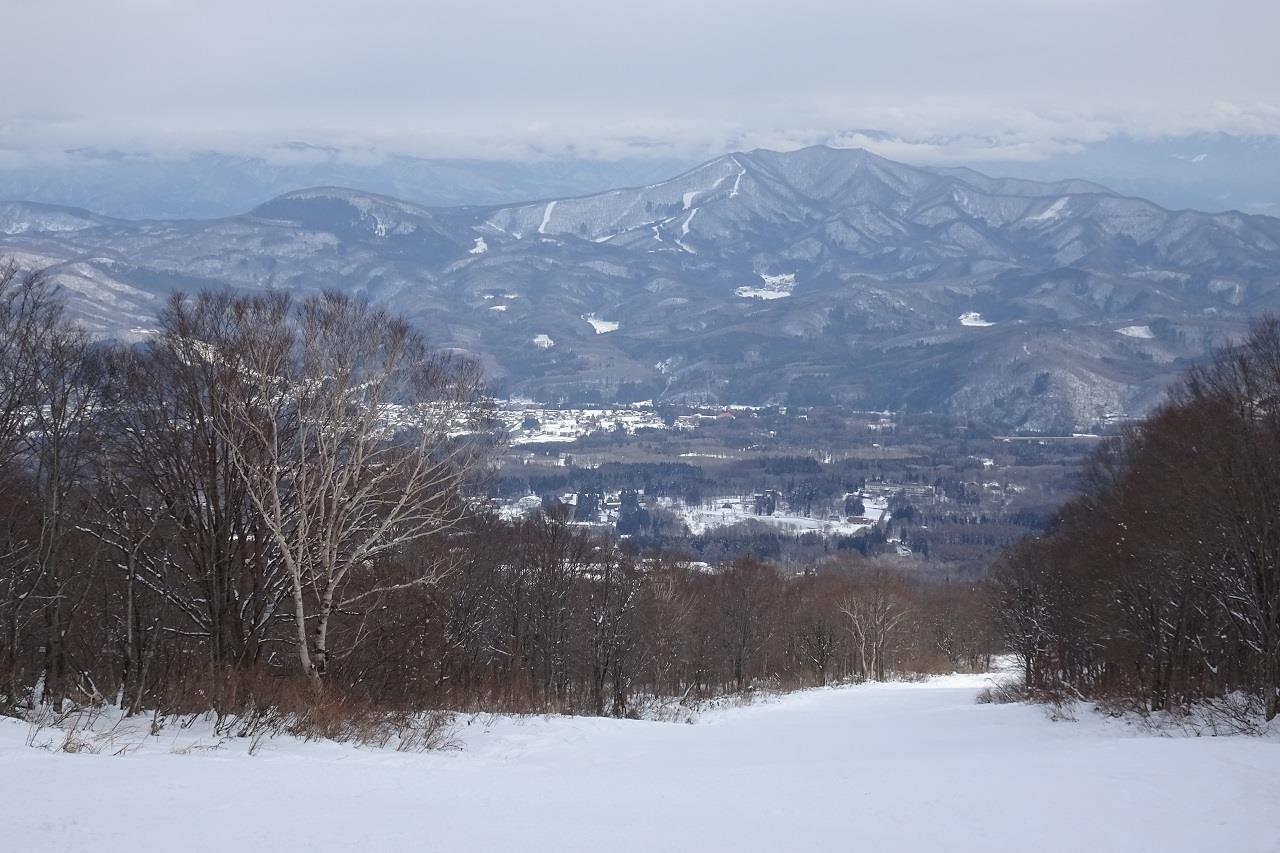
3, 145, 1279, 430
0, 147, 697, 220
4, 133, 1278, 220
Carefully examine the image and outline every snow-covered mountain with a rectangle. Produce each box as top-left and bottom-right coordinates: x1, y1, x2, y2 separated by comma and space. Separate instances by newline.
481, 146, 1280, 274
0, 201, 120, 235
4, 145, 1279, 429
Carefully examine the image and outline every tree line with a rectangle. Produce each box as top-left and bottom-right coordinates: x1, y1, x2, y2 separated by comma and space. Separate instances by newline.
992, 317, 1280, 721
0, 265, 989, 722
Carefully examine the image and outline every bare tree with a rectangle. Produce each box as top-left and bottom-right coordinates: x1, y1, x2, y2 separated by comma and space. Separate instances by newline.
0, 262, 47, 702
716, 559, 782, 691
839, 565, 912, 682
0, 264, 103, 708
211, 291, 488, 692
0, 263, 44, 471
114, 294, 301, 667
992, 316, 1280, 720
789, 573, 845, 686
1183, 318, 1280, 719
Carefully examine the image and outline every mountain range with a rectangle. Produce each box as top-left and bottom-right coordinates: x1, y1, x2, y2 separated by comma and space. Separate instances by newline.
0, 147, 696, 220
3, 145, 1279, 430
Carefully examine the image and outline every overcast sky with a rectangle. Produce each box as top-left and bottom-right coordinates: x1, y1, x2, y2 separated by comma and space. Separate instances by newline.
4, 0, 1278, 163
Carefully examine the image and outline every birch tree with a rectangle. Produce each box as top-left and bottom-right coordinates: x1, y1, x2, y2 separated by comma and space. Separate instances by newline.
212, 291, 488, 692
839, 567, 912, 682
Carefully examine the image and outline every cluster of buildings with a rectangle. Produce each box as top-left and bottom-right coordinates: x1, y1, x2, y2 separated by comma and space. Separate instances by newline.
494, 403, 671, 445
491, 400, 770, 446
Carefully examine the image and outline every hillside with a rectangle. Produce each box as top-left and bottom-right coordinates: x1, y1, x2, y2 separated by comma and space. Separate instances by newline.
4, 145, 1280, 429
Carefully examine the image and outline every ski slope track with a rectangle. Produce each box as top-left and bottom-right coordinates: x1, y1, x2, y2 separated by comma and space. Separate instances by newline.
2, 671, 1275, 852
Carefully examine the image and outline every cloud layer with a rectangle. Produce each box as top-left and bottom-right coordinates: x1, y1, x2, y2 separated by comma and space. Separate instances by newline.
6, 0, 1278, 161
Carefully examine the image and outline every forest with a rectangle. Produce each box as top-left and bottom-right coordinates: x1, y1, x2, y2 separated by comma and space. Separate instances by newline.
0, 265, 988, 729
992, 317, 1280, 722
3, 259, 1277, 731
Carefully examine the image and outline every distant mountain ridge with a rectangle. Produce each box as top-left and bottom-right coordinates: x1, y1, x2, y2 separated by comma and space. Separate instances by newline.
3, 145, 1279, 430
0, 148, 697, 220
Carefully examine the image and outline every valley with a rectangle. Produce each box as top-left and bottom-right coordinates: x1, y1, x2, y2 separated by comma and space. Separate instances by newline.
485, 398, 1094, 576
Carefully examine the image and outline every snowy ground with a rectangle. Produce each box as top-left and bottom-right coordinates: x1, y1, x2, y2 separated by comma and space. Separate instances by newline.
2, 671, 1276, 852
659, 494, 887, 536
582, 313, 620, 334
1117, 324, 1155, 339
959, 311, 995, 327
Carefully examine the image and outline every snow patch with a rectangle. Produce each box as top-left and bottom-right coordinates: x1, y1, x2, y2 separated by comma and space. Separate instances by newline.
469, 237, 488, 254
532, 334, 555, 349
665, 495, 887, 536
742, 286, 788, 300
680, 208, 697, 237
736, 272, 796, 300
959, 312, 994, 327
1028, 197, 1068, 222
583, 314, 620, 334
675, 208, 699, 254
682, 191, 699, 210
729, 157, 746, 198
1117, 325, 1155, 339
537, 201, 557, 235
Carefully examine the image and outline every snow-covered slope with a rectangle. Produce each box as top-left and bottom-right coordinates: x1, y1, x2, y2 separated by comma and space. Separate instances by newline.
1, 672, 1273, 853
